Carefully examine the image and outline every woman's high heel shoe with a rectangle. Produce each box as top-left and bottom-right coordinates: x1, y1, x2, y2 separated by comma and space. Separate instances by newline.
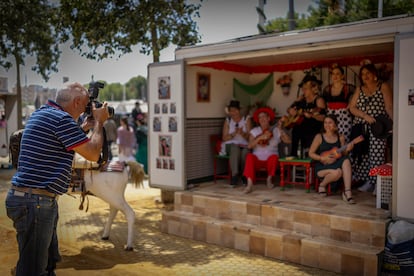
342, 190, 356, 204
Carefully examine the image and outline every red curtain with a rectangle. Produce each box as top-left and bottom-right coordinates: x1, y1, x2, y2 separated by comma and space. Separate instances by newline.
191, 54, 393, 74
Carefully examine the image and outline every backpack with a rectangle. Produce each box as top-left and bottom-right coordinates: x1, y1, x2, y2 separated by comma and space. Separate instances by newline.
9, 129, 24, 169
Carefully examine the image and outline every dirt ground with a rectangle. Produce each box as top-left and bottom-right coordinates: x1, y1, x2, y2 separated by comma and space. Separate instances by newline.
0, 168, 176, 275
0, 168, 338, 276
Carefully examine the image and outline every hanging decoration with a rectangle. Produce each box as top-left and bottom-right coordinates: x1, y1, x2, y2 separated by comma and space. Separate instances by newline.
233, 73, 274, 115
276, 74, 293, 96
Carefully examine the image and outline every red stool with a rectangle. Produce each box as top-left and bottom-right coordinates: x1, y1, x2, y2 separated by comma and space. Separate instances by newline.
279, 157, 314, 192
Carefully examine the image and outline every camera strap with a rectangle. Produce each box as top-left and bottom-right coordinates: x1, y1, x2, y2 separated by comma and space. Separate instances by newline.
97, 128, 109, 167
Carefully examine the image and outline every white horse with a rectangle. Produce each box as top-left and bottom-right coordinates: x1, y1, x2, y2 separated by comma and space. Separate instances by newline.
72, 155, 145, 251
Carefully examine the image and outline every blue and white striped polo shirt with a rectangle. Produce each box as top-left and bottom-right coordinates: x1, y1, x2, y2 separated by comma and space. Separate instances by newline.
11, 100, 89, 195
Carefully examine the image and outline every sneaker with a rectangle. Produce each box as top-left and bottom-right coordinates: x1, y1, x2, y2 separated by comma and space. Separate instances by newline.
358, 180, 373, 192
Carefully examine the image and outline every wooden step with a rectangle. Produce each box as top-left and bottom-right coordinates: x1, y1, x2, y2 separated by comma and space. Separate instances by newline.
161, 210, 382, 275
173, 191, 388, 248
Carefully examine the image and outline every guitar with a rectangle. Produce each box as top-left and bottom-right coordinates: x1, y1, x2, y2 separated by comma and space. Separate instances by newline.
321, 135, 365, 160
282, 106, 322, 129
281, 110, 304, 129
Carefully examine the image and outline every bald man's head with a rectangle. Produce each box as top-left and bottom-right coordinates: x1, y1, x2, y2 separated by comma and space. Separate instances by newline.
56, 83, 88, 105
55, 82, 89, 120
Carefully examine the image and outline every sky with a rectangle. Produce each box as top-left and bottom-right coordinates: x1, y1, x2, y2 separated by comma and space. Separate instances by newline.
0, 0, 313, 91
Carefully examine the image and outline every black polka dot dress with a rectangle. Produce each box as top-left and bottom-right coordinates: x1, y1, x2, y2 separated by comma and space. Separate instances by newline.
352, 86, 387, 185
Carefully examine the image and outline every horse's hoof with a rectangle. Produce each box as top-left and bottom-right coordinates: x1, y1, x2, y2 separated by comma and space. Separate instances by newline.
124, 246, 134, 251
101, 236, 109, 240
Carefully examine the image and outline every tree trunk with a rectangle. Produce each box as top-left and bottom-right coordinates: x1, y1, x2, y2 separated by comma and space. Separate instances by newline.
14, 54, 23, 130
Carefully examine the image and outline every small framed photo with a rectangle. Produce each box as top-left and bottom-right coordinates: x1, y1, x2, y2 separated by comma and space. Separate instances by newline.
168, 117, 177, 132
159, 135, 172, 157
169, 159, 175, 170
158, 76, 171, 99
170, 102, 176, 114
154, 103, 160, 114
162, 103, 168, 114
409, 89, 414, 106
197, 73, 210, 102
163, 159, 169, 169
153, 117, 161, 132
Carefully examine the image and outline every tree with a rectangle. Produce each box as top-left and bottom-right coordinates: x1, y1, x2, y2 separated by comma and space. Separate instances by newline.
58, 0, 202, 63
264, 12, 308, 33
265, 0, 414, 32
96, 76, 147, 102
126, 76, 147, 100
0, 0, 62, 129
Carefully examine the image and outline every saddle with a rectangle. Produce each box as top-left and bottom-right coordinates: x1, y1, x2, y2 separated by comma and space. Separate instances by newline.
100, 160, 125, 172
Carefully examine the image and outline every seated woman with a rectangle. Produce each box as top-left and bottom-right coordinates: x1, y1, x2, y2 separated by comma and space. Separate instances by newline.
243, 107, 290, 194
308, 114, 356, 204
221, 100, 251, 186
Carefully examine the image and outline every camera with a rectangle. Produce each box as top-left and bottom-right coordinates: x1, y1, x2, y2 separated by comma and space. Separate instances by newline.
85, 81, 114, 117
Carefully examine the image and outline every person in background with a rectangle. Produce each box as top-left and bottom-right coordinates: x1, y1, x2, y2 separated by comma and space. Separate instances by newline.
103, 117, 118, 161
5, 82, 109, 275
221, 100, 251, 186
289, 74, 326, 157
349, 63, 393, 194
130, 101, 143, 130
308, 114, 356, 204
117, 116, 137, 162
135, 113, 148, 174
243, 107, 290, 194
323, 63, 355, 142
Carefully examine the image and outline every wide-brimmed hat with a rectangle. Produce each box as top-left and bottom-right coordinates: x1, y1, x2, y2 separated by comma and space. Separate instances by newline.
371, 114, 392, 139
299, 74, 323, 87
253, 107, 275, 123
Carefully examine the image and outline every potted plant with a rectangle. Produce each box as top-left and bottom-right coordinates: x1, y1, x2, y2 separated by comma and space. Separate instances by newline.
277, 74, 293, 95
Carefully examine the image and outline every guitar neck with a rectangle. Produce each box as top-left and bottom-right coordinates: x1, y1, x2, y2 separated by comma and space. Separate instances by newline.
336, 144, 348, 154
335, 136, 364, 155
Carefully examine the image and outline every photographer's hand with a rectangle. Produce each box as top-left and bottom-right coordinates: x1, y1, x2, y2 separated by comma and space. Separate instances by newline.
92, 102, 109, 125
80, 116, 95, 132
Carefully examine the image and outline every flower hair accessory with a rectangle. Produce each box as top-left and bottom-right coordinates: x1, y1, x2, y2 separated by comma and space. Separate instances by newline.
360, 59, 372, 66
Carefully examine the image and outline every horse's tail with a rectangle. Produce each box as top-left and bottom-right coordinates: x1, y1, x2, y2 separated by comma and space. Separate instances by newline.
126, 160, 145, 188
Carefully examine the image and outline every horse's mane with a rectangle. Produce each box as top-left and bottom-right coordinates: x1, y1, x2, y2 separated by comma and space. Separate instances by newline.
126, 160, 145, 188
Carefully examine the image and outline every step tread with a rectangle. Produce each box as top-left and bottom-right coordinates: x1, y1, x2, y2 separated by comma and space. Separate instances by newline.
163, 210, 384, 253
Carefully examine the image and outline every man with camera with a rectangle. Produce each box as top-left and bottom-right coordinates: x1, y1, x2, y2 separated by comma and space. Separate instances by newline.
5, 82, 110, 275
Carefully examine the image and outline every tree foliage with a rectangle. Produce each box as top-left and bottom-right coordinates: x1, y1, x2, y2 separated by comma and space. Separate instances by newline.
96, 75, 147, 101
0, 0, 63, 128
58, 0, 202, 62
0, 0, 61, 80
265, 0, 414, 32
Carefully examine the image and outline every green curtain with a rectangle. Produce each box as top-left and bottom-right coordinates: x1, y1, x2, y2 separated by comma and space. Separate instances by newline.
233, 73, 274, 110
